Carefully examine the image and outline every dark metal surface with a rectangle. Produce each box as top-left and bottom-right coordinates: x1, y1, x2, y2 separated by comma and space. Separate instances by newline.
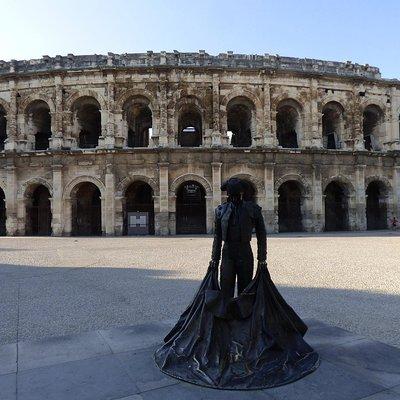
154, 264, 320, 390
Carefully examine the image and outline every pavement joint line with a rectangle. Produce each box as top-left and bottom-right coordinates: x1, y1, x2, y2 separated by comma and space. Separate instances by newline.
15, 281, 20, 400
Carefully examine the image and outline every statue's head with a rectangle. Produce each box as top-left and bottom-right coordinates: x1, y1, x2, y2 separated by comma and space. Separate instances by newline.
221, 178, 247, 202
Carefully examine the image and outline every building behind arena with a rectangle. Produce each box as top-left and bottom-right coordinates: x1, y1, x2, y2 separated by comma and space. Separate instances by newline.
0, 51, 399, 236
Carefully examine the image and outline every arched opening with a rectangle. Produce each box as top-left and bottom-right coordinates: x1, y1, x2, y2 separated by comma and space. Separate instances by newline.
26, 100, 52, 150
124, 181, 154, 235
178, 105, 202, 147
276, 99, 301, 148
322, 102, 343, 149
366, 181, 388, 230
324, 181, 349, 231
278, 181, 304, 232
72, 182, 102, 236
0, 106, 6, 151
73, 97, 101, 149
0, 188, 6, 235
26, 185, 52, 235
227, 97, 254, 147
123, 97, 152, 148
176, 181, 206, 234
363, 105, 384, 151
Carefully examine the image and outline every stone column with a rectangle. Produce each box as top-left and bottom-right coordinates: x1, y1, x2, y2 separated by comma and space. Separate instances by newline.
63, 197, 72, 236
157, 161, 169, 235
393, 166, 400, 220
158, 73, 169, 147
104, 162, 115, 236
49, 79, 64, 149
211, 162, 222, 211
264, 162, 276, 233
5, 165, 17, 235
263, 81, 274, 147
211, 74, 222, 146
4, 85, 18, 151
309, 78, 320, 148
388, 86, 400, 150
311, 164, 324, 232
51, 164, 63, 235
354, 164, 366, 230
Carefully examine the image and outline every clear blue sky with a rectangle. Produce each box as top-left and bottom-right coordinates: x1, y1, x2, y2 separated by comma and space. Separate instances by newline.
1, 0, 399, 78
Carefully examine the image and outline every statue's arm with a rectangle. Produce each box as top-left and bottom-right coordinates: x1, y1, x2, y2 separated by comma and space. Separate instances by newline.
254, 205, 267, 263
210, 208, 222, 268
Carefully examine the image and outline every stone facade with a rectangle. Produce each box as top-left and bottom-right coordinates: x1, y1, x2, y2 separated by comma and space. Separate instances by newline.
0, 51, 399, 236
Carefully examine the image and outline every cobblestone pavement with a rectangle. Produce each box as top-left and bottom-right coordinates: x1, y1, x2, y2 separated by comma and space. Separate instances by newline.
0, 231, 399, 347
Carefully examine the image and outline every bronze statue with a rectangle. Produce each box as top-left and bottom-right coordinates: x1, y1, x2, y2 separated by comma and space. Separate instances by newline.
154, 178, 320, 390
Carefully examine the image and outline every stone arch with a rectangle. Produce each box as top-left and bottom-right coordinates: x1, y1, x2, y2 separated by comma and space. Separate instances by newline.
361, 100, 387, 115
323, 175, 355, 196
275, 173, 311, 197
63, 175, 105, 199
19, 94, 55, 114
170, 173, 212, 197
65, 90, 107, 111
221, 89, 262, 110
116, 175, 159, 197
365, 175, 392, 194
115, 89, 158, 114
18, 177, 53, 199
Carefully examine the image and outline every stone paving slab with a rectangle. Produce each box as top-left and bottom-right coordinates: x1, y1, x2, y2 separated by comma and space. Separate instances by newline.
0, 343, 17, 375
1, 318, 399, 400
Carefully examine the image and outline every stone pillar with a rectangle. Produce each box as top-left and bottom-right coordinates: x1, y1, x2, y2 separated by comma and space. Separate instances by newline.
51, 164, 63, 235
388, 86, 400, 150
105, 162, 115, 235
211, 74, 221, 146
157, 161, 169, 235
354, 165, 366, 230
263, 81, 274, 147
309, 78, 320, 148
158, 73, 169, 147
63, 197, 72, 236
264, 162, 276, 233
49, 79, 63, 149
5, 165, 17, 235
393, 166, 400, 220
211, 162, 222, 211
311, 164, 324, 232
4, 86, 18, 151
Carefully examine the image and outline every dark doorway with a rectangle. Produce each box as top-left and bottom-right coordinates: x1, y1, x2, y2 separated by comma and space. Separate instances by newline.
322, 102, 342, 150
26, 185, 52, 235
124, 181, 154, 235
227, 99, 253, 147
26, 100, 52, 150
278, 181, 303, 232
126, 102, 152, 148
74, 97, 101, 148
366, 181, 388, 230
178, 107, 202, 147
0, 106, 6, 151
72, 183, 101, 236
0, 188, 6, 235
324, 182, 349, 231
176, 181, 206, 234
363, 105, 382, 151
276, 105, 299, 148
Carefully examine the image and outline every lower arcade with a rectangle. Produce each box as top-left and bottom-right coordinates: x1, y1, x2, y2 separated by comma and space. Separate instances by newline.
0, 147, 398, 236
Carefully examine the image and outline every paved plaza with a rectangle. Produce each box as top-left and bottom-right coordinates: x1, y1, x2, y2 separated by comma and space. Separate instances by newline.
0, 231, 399, 348
1, 231, 400, 399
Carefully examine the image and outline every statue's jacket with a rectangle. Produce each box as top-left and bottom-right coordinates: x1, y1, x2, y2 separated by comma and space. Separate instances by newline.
211, 200, 267, 263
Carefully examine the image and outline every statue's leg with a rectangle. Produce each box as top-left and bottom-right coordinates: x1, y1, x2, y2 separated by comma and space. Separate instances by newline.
236, 243, 254, 295
220, 251, 236, 299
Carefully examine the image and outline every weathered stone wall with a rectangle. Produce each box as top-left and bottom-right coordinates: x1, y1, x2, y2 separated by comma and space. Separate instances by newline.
0, 52, 399, 236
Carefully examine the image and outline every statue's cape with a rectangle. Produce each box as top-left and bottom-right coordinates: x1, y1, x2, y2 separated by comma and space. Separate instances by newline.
154, 265, 320, 390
